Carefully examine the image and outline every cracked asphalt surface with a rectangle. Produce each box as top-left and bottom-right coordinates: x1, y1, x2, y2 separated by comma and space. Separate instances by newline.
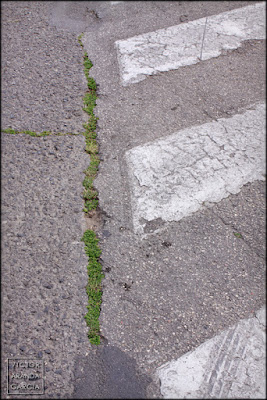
1, 1, 266, 399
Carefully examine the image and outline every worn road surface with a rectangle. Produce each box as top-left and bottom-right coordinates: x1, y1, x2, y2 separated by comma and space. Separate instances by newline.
1, 1, 265, 398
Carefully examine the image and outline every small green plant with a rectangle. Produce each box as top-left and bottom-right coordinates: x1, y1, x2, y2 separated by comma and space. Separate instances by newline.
78, 33, 84, 48
81, 230, 104, 345
234, 232, 243, 239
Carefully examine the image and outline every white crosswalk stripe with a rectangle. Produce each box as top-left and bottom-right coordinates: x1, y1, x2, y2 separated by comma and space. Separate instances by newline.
126, 103, 265, 235
116, 3, 265, 85
157, 307, 266, 399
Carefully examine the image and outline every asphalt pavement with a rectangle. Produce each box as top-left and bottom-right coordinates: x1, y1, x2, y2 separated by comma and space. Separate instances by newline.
1, 1, 266, 399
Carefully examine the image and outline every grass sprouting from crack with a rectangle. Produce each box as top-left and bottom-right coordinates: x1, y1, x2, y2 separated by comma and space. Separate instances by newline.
3, 33, 104, 347
81, 230, 104, 345
79, 33, 100, 213
79, 33, 103, 345
1, 128, 75, 137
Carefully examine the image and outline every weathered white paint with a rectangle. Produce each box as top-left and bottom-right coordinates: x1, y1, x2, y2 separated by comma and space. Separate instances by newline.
116, 3, 266, 85
125, 103, 266, 235
157, 307, 266, 399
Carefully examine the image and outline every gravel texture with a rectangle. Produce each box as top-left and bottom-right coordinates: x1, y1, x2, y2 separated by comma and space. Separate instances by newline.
1, 1, 87, 133
1, 133, 90, 398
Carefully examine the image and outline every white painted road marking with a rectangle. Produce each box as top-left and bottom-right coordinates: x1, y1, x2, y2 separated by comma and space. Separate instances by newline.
116, 3, 266, 85
125, 103, 265, 235
157, 307, 266, 399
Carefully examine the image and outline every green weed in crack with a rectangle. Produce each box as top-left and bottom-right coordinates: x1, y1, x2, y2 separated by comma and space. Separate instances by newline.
80, 44, 100, 212
2, 128, 56, 136
2, 33, 104, 346
81, 230, 104, 345
1, 128, 78, 137
79, 33, 104, 345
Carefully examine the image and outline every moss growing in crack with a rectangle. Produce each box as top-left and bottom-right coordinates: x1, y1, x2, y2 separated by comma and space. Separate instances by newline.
79, 36, 100, 213
2, 128, 17, 134
2, 128, 53, 136
78, 33, 84, 48
78, 34, 104, 346
1, 129, 77, 137
83, 92, 97, 115
81, 230, 104, 345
